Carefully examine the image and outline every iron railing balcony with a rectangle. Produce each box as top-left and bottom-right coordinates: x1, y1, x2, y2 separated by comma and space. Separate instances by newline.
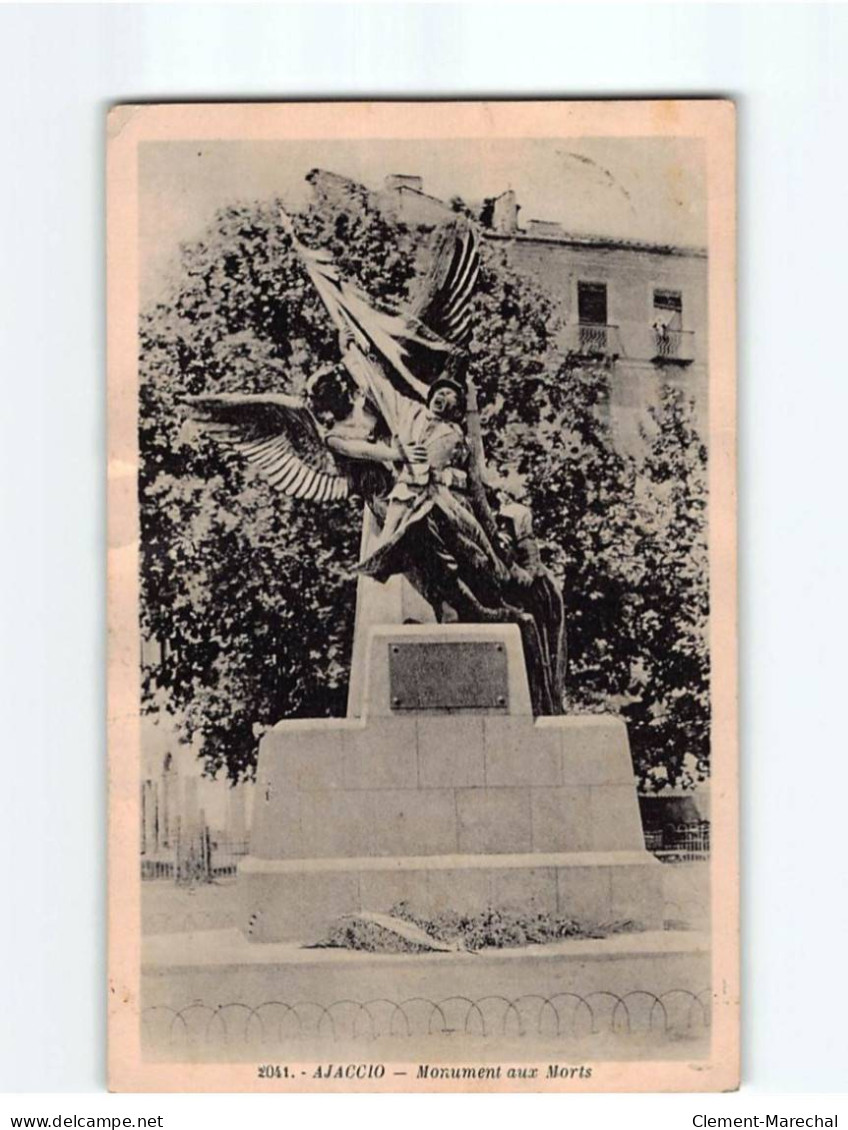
563, 323, 698, 365
564, 323, 622, 361
650, 326, 696, 364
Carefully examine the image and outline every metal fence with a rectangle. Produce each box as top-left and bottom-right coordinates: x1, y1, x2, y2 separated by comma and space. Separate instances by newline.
142, 988, 711, 1050
141, 835, 250, 883
563, 323, 622, 360
652, 326, 696, 363
645, 823, 710, 863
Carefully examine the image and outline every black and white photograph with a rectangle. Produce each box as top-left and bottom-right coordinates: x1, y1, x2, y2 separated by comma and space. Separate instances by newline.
9, 0, 848, 1116
106, 100, 736, 1092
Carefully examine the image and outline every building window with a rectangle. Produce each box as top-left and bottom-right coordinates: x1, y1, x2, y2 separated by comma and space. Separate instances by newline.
574, 281, 612, 355
651, 289, 694, 363
653, 288, 683, 327
577, 281, 608, 325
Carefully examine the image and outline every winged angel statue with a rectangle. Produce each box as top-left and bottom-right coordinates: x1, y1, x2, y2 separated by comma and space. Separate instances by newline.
186, 208, 565, 714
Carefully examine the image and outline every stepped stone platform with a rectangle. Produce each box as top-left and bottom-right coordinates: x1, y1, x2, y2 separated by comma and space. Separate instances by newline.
240, 624, 663, 943
142, 927, 710, 1041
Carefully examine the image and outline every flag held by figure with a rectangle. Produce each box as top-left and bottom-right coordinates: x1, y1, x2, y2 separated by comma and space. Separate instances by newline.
279, 209, 480, 402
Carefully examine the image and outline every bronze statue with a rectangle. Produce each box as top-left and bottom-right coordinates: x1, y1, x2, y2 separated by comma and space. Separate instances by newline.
185, 209, 566, 714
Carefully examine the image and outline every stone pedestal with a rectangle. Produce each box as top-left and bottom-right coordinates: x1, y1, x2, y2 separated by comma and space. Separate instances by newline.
240, 624, 662, 943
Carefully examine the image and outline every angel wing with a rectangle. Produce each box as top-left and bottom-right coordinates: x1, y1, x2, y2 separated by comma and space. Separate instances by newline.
285, 209, 481, 401
408, 217, 481, 356
184, 393, 350, 503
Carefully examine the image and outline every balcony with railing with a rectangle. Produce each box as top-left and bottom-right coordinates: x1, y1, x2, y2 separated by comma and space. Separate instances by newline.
563, 323, 622, 362
650, 326, 696, 365
562, 323, 699, 366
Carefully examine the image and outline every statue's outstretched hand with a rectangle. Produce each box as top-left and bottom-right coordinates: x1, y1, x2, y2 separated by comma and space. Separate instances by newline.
401, 441, 429, 465
386, 438, 427, 467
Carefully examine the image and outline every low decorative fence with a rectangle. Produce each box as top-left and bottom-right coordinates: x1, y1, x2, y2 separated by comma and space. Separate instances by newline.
142, 988, 712, 1050
644, 823, 710, 863
141, 835, 250, 883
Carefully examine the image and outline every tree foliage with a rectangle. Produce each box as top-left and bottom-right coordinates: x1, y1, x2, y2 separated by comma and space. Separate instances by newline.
139, 180, 709, 788
625, 388, 710, 789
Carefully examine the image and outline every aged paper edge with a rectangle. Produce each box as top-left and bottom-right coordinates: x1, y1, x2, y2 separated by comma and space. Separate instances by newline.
107, 99, 738, 1093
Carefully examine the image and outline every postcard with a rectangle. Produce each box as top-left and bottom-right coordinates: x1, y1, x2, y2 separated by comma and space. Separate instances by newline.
108, 100, 737, 1092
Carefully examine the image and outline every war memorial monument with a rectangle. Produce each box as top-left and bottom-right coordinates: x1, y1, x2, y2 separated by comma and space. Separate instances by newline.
141, 194, 710, 1064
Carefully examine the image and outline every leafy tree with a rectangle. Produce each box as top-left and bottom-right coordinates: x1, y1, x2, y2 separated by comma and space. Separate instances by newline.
140, 178, 709, 790
138, 185, 417, 781
139, 182, 560, 780
624, 387, 710, 788
528, 361, 645, 710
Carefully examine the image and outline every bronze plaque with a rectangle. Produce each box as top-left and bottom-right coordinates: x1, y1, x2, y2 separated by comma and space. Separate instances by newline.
388, 640, 509, 711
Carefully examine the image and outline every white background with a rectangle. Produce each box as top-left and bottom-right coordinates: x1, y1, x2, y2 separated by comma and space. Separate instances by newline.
1, 0, 847, 1117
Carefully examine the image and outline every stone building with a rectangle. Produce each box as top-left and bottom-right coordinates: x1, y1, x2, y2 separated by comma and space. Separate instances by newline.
372, 171, 709, 453
494, 223, 708, 452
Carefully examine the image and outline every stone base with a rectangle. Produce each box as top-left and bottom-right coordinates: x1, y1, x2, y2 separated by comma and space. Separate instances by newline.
239, 851, 663, 943
142, 927, 711, 1061
246, 625, 660, 945
252, 714, 645, 860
